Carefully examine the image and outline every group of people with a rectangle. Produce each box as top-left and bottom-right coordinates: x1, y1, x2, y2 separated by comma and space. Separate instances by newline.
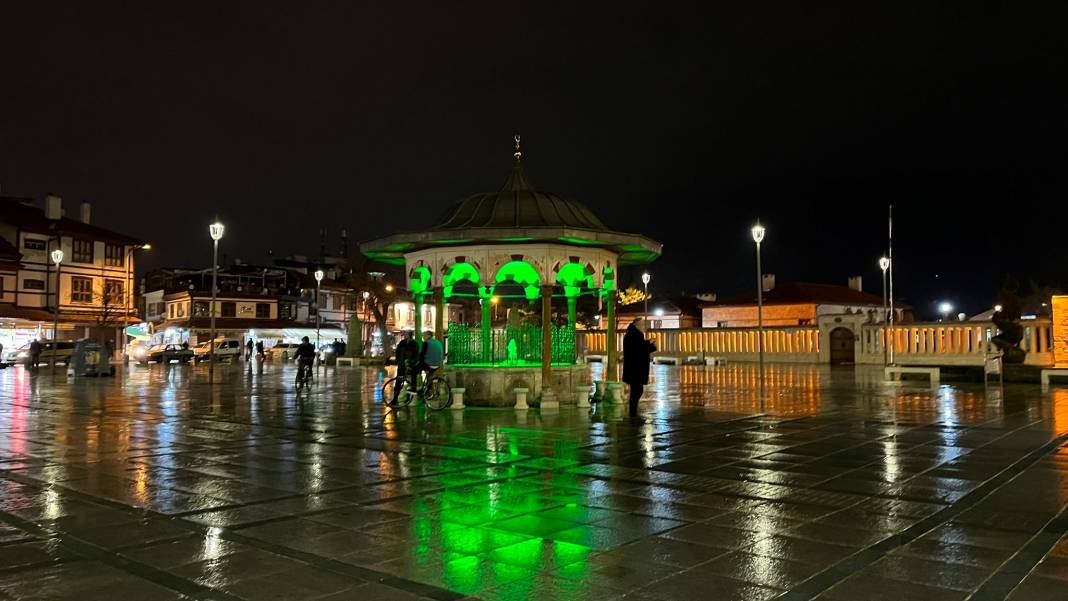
389, 330, 443, 403
244, 339, 266, 362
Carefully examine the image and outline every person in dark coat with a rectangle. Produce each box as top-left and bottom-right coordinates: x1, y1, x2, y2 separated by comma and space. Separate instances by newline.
29, 339, 42, 369
392, 332, 417, 402
622, 318, 656, 414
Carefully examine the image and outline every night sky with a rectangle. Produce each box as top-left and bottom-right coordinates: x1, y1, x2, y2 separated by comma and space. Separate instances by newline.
2, 2, 1066, 318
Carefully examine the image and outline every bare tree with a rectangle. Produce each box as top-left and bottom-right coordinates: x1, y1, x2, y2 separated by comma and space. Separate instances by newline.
337, 256, 403, 356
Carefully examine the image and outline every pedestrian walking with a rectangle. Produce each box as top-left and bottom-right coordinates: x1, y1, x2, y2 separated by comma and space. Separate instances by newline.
245, 338, 254, 361
29, 339, 42, 369
622, 318, 656, 415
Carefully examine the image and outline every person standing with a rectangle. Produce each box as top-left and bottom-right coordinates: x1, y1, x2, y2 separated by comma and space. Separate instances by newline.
622, 318, 656, 415
29, 339, 42, 369
245, 338, 254, 361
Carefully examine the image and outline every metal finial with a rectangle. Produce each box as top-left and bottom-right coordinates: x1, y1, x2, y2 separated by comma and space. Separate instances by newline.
513, 134, 522, 161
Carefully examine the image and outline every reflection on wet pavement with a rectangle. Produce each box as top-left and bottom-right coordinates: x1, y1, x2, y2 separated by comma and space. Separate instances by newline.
1, 362, 1067, 600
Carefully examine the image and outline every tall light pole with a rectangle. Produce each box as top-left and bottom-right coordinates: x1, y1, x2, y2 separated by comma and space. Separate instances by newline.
879, 256, 890, 366
50, 248, 63, 377
751, 223, 766, 399
887, 205, 895, 366
208, 222, 224, 381
642, 272, 651, 317
124, 243, 151, 364
314, 269, 324, 363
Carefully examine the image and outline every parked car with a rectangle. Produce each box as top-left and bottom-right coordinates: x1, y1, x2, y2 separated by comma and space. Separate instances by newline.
193, 338, 243, 362
141, 344, 194, 365
268, 342, 298, 361
1, 341, 76, 366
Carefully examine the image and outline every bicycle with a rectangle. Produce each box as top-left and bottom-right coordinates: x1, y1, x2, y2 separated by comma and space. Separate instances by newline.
382, 364, 452, 410
295, 359, 313, 390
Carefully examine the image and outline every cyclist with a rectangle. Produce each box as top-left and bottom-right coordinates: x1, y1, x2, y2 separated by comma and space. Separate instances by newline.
294, 336, 316, 386
409, 331, 443, 392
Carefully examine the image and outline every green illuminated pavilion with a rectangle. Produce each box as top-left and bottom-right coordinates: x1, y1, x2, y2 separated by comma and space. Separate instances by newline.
361, 137, 661, 403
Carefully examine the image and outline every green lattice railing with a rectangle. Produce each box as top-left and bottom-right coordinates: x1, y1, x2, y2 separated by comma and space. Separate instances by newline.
447, 324, 575, 365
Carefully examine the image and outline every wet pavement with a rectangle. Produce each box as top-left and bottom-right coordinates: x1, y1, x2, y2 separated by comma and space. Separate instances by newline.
1, 361, 1068, 600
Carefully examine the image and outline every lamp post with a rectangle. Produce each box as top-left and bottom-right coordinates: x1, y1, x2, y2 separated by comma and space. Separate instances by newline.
879, 256, 890, 366
208, 222, 224, 381
491, 295, 499, 322
751, 223, 766, 399
124, 243, 151, 364
642, 272, 651, 317
314, 269, 324, 362
50, 248, 63, 377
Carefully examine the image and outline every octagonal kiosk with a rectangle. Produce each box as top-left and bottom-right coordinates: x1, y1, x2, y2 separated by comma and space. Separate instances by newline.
361, 139, 661, 407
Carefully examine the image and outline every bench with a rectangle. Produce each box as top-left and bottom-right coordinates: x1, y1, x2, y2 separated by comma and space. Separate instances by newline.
584, 354, 606, 364
335, 357, 355, 367
885, 366, 940, 386
704, 356, 727, 366
652, 356, 678, 365
1041, 369, 1068, 388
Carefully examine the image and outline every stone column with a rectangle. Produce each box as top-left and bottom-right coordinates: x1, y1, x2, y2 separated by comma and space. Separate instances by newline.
606, 289, 618, 382
434, 288, 445, 341
414, 294, 424, 351
541, 285, 553, 387
480, 296, 491, 362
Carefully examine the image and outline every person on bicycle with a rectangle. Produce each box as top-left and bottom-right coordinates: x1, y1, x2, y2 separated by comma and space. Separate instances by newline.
410, 331, 443, 391
294, 336, 316, 382
391, 331, 417, 403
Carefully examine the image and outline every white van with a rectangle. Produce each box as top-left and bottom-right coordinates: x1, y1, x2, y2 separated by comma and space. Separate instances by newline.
193, 338, 243, 362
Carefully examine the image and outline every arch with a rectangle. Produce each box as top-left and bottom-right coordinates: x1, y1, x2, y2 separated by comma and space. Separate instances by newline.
442, 261, 481, 298
555, 262, 594, 298
829, 327, 855, 365
408, 266, 431, 296
494, 260, 541, 300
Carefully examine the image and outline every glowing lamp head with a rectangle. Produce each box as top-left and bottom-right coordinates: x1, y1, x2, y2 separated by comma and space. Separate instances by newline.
491, 296, 499, 304
939, 302, 953, 314
362, 291, 370, 300
994, 304, 1003, 312
751, 224, 765, 244
879, 257, 890, 271
314, 270, 324, 283
50, 249, 63, 265
641, 272, 651, 285
209, 222, 225, 241
385, 284, 394, 292
654, 308, 665, 317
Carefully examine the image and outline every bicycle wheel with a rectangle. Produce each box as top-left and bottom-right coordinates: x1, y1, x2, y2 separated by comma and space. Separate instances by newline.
383, 377, 413, 407
424, 377, 453, 410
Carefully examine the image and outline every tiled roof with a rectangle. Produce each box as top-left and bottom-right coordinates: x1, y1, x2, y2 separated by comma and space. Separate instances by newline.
706, 282, 892, 308
0, 197, 144, 246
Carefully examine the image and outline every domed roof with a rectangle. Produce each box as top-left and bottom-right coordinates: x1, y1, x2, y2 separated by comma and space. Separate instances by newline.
360, 137, 662, 266
432, 161, 610, 231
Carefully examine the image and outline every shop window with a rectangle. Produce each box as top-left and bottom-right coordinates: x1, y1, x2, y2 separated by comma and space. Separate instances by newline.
221, 302, 236, 317
256, 303, 270, 318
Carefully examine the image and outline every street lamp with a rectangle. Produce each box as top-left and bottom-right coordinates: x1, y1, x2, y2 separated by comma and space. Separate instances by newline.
939, 301, 953, 322
124, 243, 151, 364
491, 295, 499, 322
50, 249, 63, 377
879, 256, 890, 366
208, 221, 224, 380
314, 269, 324, 360
751, 223, 765, 398
642, 272, 651, 316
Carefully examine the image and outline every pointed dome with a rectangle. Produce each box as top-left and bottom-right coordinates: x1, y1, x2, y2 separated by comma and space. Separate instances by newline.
432, 159, 610, 231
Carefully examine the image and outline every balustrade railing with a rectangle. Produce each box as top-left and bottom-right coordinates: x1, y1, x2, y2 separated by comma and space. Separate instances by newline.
578, 326, 820, 363
857, 319, 1053, 366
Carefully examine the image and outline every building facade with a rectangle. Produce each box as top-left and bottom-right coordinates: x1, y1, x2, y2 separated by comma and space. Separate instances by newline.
0, 194, 145, 353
